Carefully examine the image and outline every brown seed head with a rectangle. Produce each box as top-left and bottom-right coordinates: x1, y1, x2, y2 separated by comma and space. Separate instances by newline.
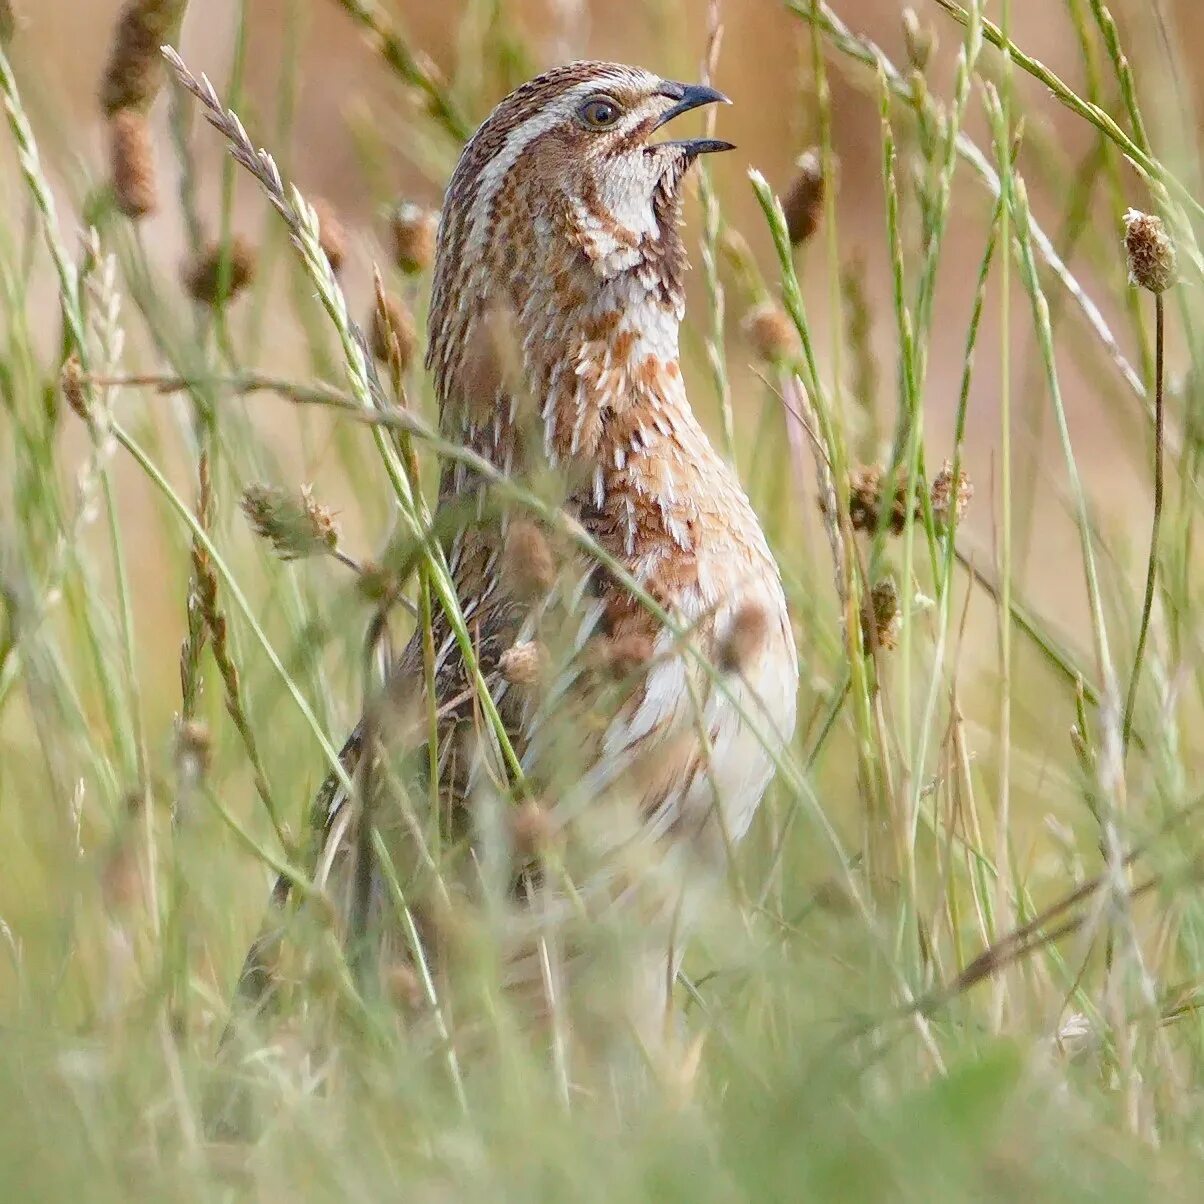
499, 640, 549, 687
1123, 209, 1176, 293
502, 518, 557, 600
385, 963, 423, 1011
718, 600, 770, 674
311, 197, 348, 275
391, 202, 439, 274
862, 578, 901, 653
61, 355, 89, 423
109, 108, 157, 219
100, 0, 183, 116
741, 301, 797, 365
1, 1, 18, 43
355, 560, 400, 605
930, 460, 972, 529
845, 464, 910, 536
509, 799, 555, 858
458, 302, 524, 409
175, 719, 212, 782
781, 149, 826, 246
240, 483, 339, 561
605, 632, 656, 679
184, 236, 256, 305
370, 291, 416, 370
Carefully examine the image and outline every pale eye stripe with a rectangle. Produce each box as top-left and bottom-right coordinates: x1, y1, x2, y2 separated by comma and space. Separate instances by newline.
461, 74, 655, 265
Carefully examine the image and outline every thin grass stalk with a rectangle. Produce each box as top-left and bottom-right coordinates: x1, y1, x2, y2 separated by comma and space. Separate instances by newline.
990, 0, 1015, 1033
805, 0, 846, 429
929, 0, 1204, 237
748, 170, 887, 875
1064, 0, 1153, 384
1123, 293, 1165, 754
114, 367, 949, 1035
373, 832, 470, 1115
874, 71, 922, 898
1080, 0, 1204, 722
1001, 128, 1154, 1123
325, 0, 472, 142
111, 417, 353, 802
790, 0, 1147, 406
910, 198, 1003, 859
163, 49, 528, 794
696, 0, 735, 464
0, 47, 145, 782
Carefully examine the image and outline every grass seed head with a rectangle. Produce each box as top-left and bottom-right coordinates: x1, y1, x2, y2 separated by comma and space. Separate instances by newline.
175, 719, 212, 782
845, 464, 910, 535
391, 202, 439, 274
1, 0, 17, 42
741, 301, 797, 365
509, 799, 555, 858
184, 235, 256, 305
902, 8, 936, 72
782, 149, 826, 246
1123, 209, 1176, 293
862, 578, 901, 652
499, 640, 549, 687
100, 0, 182, 116
109, 108, 157, 219
61, 355, 89, 423
311, 197, 349, 275
370, 290, 417, 370
606, 632, 656, 678
385, 963, 424, 1011
240, 483, 340, 561
718, 600, 770, 674
502, 518, 557, 600
930, 459, 972, 529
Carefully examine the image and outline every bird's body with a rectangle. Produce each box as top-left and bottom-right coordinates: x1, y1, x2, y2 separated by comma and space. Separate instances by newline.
244, 62, 796, 1050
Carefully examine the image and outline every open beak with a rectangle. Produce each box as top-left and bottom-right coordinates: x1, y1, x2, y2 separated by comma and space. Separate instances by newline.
651, 80, 735, 156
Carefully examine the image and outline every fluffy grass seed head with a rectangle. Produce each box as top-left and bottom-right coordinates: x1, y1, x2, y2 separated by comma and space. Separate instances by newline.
240, 483, 339, 561
741, 301, 798, 365
175, 718, 212, 783
718, 600, 770, 674
184, 235, 256, 305
1123, 209, 1176, 293
391, 202, 439, 274
499, 640, 549, 687
781, 149, 826, 246
502, 518, 557, 601
862, 578, 901, 652
109, 108, 157, 219
61, 355, 89, 423
604, 632, 656, 678
100, 0, 183, 116
370, 290, 417, 370
930, 459, 973, 529
846, 464, 907, 535
509, 798, 556, 858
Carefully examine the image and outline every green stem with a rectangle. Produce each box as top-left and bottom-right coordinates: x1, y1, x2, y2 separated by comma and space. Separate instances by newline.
1123, 293, 1165, 754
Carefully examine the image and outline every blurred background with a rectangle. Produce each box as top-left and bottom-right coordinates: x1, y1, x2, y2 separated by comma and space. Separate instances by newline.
4, 0, 1201, 947
2, 0, 1200, 888
5, 0, 1195, 639
3, 2, 1204, 1196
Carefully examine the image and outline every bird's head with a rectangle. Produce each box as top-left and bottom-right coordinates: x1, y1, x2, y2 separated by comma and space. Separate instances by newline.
428, 62, 731, 393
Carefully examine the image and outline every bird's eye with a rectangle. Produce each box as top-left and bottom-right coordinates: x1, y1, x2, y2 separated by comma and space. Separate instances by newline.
579, 96, 621, 130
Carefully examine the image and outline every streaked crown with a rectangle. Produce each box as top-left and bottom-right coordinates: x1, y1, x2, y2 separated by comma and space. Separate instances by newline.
427, 61, 731, 405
